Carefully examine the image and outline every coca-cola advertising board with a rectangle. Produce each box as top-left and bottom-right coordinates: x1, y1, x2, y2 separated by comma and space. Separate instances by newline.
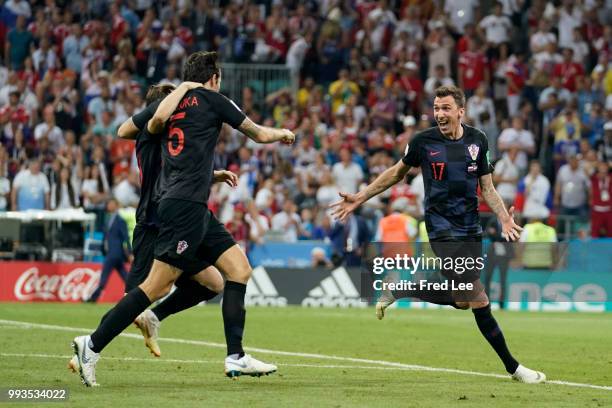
0, 262, 125, 302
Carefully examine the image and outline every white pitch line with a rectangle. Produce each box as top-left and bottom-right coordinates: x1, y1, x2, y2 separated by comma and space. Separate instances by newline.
1, 319, 610, 391
0, 352, 427, 372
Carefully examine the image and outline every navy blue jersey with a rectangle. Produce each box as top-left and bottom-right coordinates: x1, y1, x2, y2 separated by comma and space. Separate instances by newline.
402, 124, 493, 239
157, 89, 245, 203
132, 100, 162, 227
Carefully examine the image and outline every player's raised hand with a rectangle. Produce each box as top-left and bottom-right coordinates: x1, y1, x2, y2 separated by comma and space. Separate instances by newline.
280, 129, 295, 145
500, 206, 523, 242
329, 192, 362, 222
214, 170, 238, 187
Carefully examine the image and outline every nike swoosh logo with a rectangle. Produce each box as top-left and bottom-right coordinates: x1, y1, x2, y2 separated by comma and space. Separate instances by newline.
429, 151, 441, 157
231, 360, 248, 369
81, 340, 90, 364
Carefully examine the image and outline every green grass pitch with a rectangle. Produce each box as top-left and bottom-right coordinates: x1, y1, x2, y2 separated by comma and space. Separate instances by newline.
0, 303, 610, 407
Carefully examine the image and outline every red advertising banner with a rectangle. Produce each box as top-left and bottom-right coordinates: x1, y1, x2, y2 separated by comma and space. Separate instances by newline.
0, 262, 125, 303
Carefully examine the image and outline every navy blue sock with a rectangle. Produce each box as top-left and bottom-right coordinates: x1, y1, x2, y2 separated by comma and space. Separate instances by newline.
90, 287, 151, 353
472, 304, 519, 373
222, 281, 246, 357
152, 283, 218, 322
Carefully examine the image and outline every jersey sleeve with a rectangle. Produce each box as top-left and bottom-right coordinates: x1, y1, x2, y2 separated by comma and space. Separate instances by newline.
132, 100, 161, 130
402, 135, 421, 167
477, 132, 494, 176
137, 122, 153, 141
209, 92, 246, 129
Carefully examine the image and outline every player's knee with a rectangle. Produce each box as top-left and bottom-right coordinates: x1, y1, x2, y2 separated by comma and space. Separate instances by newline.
454, 301, 470, 310
208, 278, 224, 293
139, 279, 173, 301
235, 266, 252, 284
469, 301, 490, 310
222, 265, 252, 284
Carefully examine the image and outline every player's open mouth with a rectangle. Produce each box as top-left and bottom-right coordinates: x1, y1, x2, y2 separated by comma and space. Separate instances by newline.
437, 120, 449, 129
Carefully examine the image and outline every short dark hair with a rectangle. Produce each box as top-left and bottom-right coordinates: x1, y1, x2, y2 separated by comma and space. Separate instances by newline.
182, 51, 220, 84
145, 83, 175, 105
434, 85, 466, 108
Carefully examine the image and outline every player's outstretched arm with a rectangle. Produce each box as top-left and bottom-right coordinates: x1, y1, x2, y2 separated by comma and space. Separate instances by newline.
330, 160, 411, 222
117, 117, 139, 140
213, 170, 238, 187
148, 81, 204, 134
238, 117, 295, 145
479, 173, 523, 241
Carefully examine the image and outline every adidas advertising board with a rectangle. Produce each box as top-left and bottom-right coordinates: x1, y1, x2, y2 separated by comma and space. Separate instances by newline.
245, 266, 288, 307
210, 266, 366, 308
301, 267, 366, 308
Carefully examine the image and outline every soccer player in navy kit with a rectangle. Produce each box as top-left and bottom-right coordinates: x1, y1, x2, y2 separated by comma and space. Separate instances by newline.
68, 83, 235, 374
331, 86, 546, 384
72, 52, 294, 386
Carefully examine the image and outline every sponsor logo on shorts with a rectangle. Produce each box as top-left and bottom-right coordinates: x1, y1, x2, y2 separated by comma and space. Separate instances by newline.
176, 240, 188, 255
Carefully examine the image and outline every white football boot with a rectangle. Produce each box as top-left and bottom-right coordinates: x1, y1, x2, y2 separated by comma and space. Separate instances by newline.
224, 354, 277, 378
512, 364, 546, 384
71, 335, 100, 387
375, 283, 397, 320
134, 309, 161, 357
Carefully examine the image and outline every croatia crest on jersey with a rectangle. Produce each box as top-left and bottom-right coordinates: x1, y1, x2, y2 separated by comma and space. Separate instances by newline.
468, 144, 479, 161
177, 240, 189, 255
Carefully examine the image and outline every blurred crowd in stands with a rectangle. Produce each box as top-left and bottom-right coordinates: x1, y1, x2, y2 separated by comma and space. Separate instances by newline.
0, 0, 611, 263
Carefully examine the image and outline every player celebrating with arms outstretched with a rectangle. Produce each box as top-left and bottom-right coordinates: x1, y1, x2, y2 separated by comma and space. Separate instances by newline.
331, 86, 545, 384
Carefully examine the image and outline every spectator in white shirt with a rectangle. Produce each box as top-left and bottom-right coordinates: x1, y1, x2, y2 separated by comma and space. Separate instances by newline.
522, 161, 551, 220
34, 105, 65, 152
0, 162, 10, 211
245, 200, 269, 245
286, 32, 311, 78
444, 0, 478, 35
271, 199, 302, 242
5, 0, 31, 17
532, 42, 563, 75
32, 37, 58, 77
570, 28, 589, 64
50, 166, 79, 210
494, 146, 521, 206
332, 147, 363, 195
557, 1, 583, 48
466, 83, 496, 129
497, 116, 536, 172
538, 76, 573, 110
554, 154, 590, 217
316, 170, 340, 208
11, 160, 50, 210
478, 2, 512, 46
530, 19, 556, 54
113, 171, 140, 208
81, 165, 110, 211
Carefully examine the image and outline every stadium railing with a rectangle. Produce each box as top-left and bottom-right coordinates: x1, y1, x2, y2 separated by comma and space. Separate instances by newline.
220, 63, 297, 109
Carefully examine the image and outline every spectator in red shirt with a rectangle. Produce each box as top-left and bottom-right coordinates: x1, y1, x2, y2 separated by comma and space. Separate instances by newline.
226, 203, 251, 252
458, 38, 489, 98
110, 3, 129, 49
590, 161, 612, 238
456, 23, 482, 55
505, 52, 529, 117
398, 61, 423, 114
552, 48, 584, 92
